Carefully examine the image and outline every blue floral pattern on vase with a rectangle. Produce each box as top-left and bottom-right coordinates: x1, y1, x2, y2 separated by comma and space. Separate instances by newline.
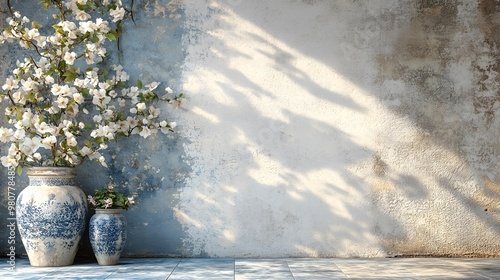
16, 167, 87, 267
89, 209, 127, 265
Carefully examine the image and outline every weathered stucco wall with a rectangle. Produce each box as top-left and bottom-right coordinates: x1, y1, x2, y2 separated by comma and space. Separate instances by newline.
177, 0, 499, 257
1, 0, 499, 258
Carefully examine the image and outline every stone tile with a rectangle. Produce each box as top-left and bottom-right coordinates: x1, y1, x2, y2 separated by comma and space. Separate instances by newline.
108, 269, 174, 280
168, 270, 234, 280
1, 259, 61, 280
166, 258, 234, 280
40, 266, 118, 279
381, 258, 490, 280
1, 269, 54, 280
292, 272, 350, 280
2, 257, 500, 279
108, 259, 180, 280
332, 258, 420, 279
286, 258, 349, 279
235, 259, 294, 280
118, 258, 181, 265
443, 258, 500, 279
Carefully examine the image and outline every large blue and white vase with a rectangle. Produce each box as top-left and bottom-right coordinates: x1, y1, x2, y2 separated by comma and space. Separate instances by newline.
16, 167, 88, 266
89, 208, 127, 265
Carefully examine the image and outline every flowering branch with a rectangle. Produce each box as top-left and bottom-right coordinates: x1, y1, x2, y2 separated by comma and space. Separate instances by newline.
0, 0, 183, 173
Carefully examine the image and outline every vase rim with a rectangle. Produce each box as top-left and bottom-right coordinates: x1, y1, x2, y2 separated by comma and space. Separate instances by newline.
27, 166, 76, 177
95, 208, 123, 214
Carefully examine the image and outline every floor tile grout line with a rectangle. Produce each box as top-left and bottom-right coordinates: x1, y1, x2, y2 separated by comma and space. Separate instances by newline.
285, 259, 296, 280
332, 260, 350, 279
165, 259, 182, 280
36, 266, 65, 280
103, 266, 121, 280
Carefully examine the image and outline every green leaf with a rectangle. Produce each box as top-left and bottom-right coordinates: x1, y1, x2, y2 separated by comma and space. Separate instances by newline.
136, 80, 142, 89
96, 136, 107, 144
63, 66, 79, 83
52, 24, 64, 35
16, 165, 22, 176
76, 3, 87, 10
101, 69, 108, 79
31, 21, 42, 29
15, 108, 22, 121
63, 71, 78, 83
41, 0, 50, 9
61, 139, 67, 149
105, 32, 117, 41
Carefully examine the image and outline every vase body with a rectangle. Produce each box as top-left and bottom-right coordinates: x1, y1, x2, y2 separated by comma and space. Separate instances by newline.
16, 167, 87, 266
89, 208, 127, 265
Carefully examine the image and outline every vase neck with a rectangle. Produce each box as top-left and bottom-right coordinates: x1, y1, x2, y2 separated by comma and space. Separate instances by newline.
27, 167, 77, 186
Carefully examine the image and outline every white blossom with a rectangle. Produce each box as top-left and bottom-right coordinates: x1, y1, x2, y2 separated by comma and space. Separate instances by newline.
128, 197, 135, 205
73, 92, 84, 104
91, 125, 114, 139
139, 126, 151, 138
117, 70, 129, 82
147, 82, 159, 91
0, 128, 14, 142
93, 115, 102, 123
2, 77, 19, 91
45, 75, 55, 84
21, 78, 38, 92
32, 152, 41, 161
74, 10, 91, 21
41, 135, 57, 149
149, 106, 160, 118
117, 120, 129, 132
136, 102, 146, 111
2, 144, 20, 167
12, 129, 25, 141
48, 34, 62, 45
67, 136, 77, 147
80, 146, 92, 156
35, 122, 54, 134
63, 51, 77, 65
20, 137, 41, 154
57, 96, 69, 108
110, 7, 125, 22
80, 21, 97, 34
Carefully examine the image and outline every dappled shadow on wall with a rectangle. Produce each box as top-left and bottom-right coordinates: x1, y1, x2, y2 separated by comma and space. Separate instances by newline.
175, 0, 499, 257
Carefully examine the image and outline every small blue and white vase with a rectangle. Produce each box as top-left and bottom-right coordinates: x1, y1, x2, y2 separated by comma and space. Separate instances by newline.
16, 167, 87, 267
89, 208, 127, 265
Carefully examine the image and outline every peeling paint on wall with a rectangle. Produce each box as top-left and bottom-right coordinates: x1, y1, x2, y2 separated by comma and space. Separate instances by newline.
0, 0, 190, 257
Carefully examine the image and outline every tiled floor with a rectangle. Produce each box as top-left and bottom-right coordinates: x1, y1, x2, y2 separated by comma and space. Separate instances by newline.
1, 257, 500, 279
